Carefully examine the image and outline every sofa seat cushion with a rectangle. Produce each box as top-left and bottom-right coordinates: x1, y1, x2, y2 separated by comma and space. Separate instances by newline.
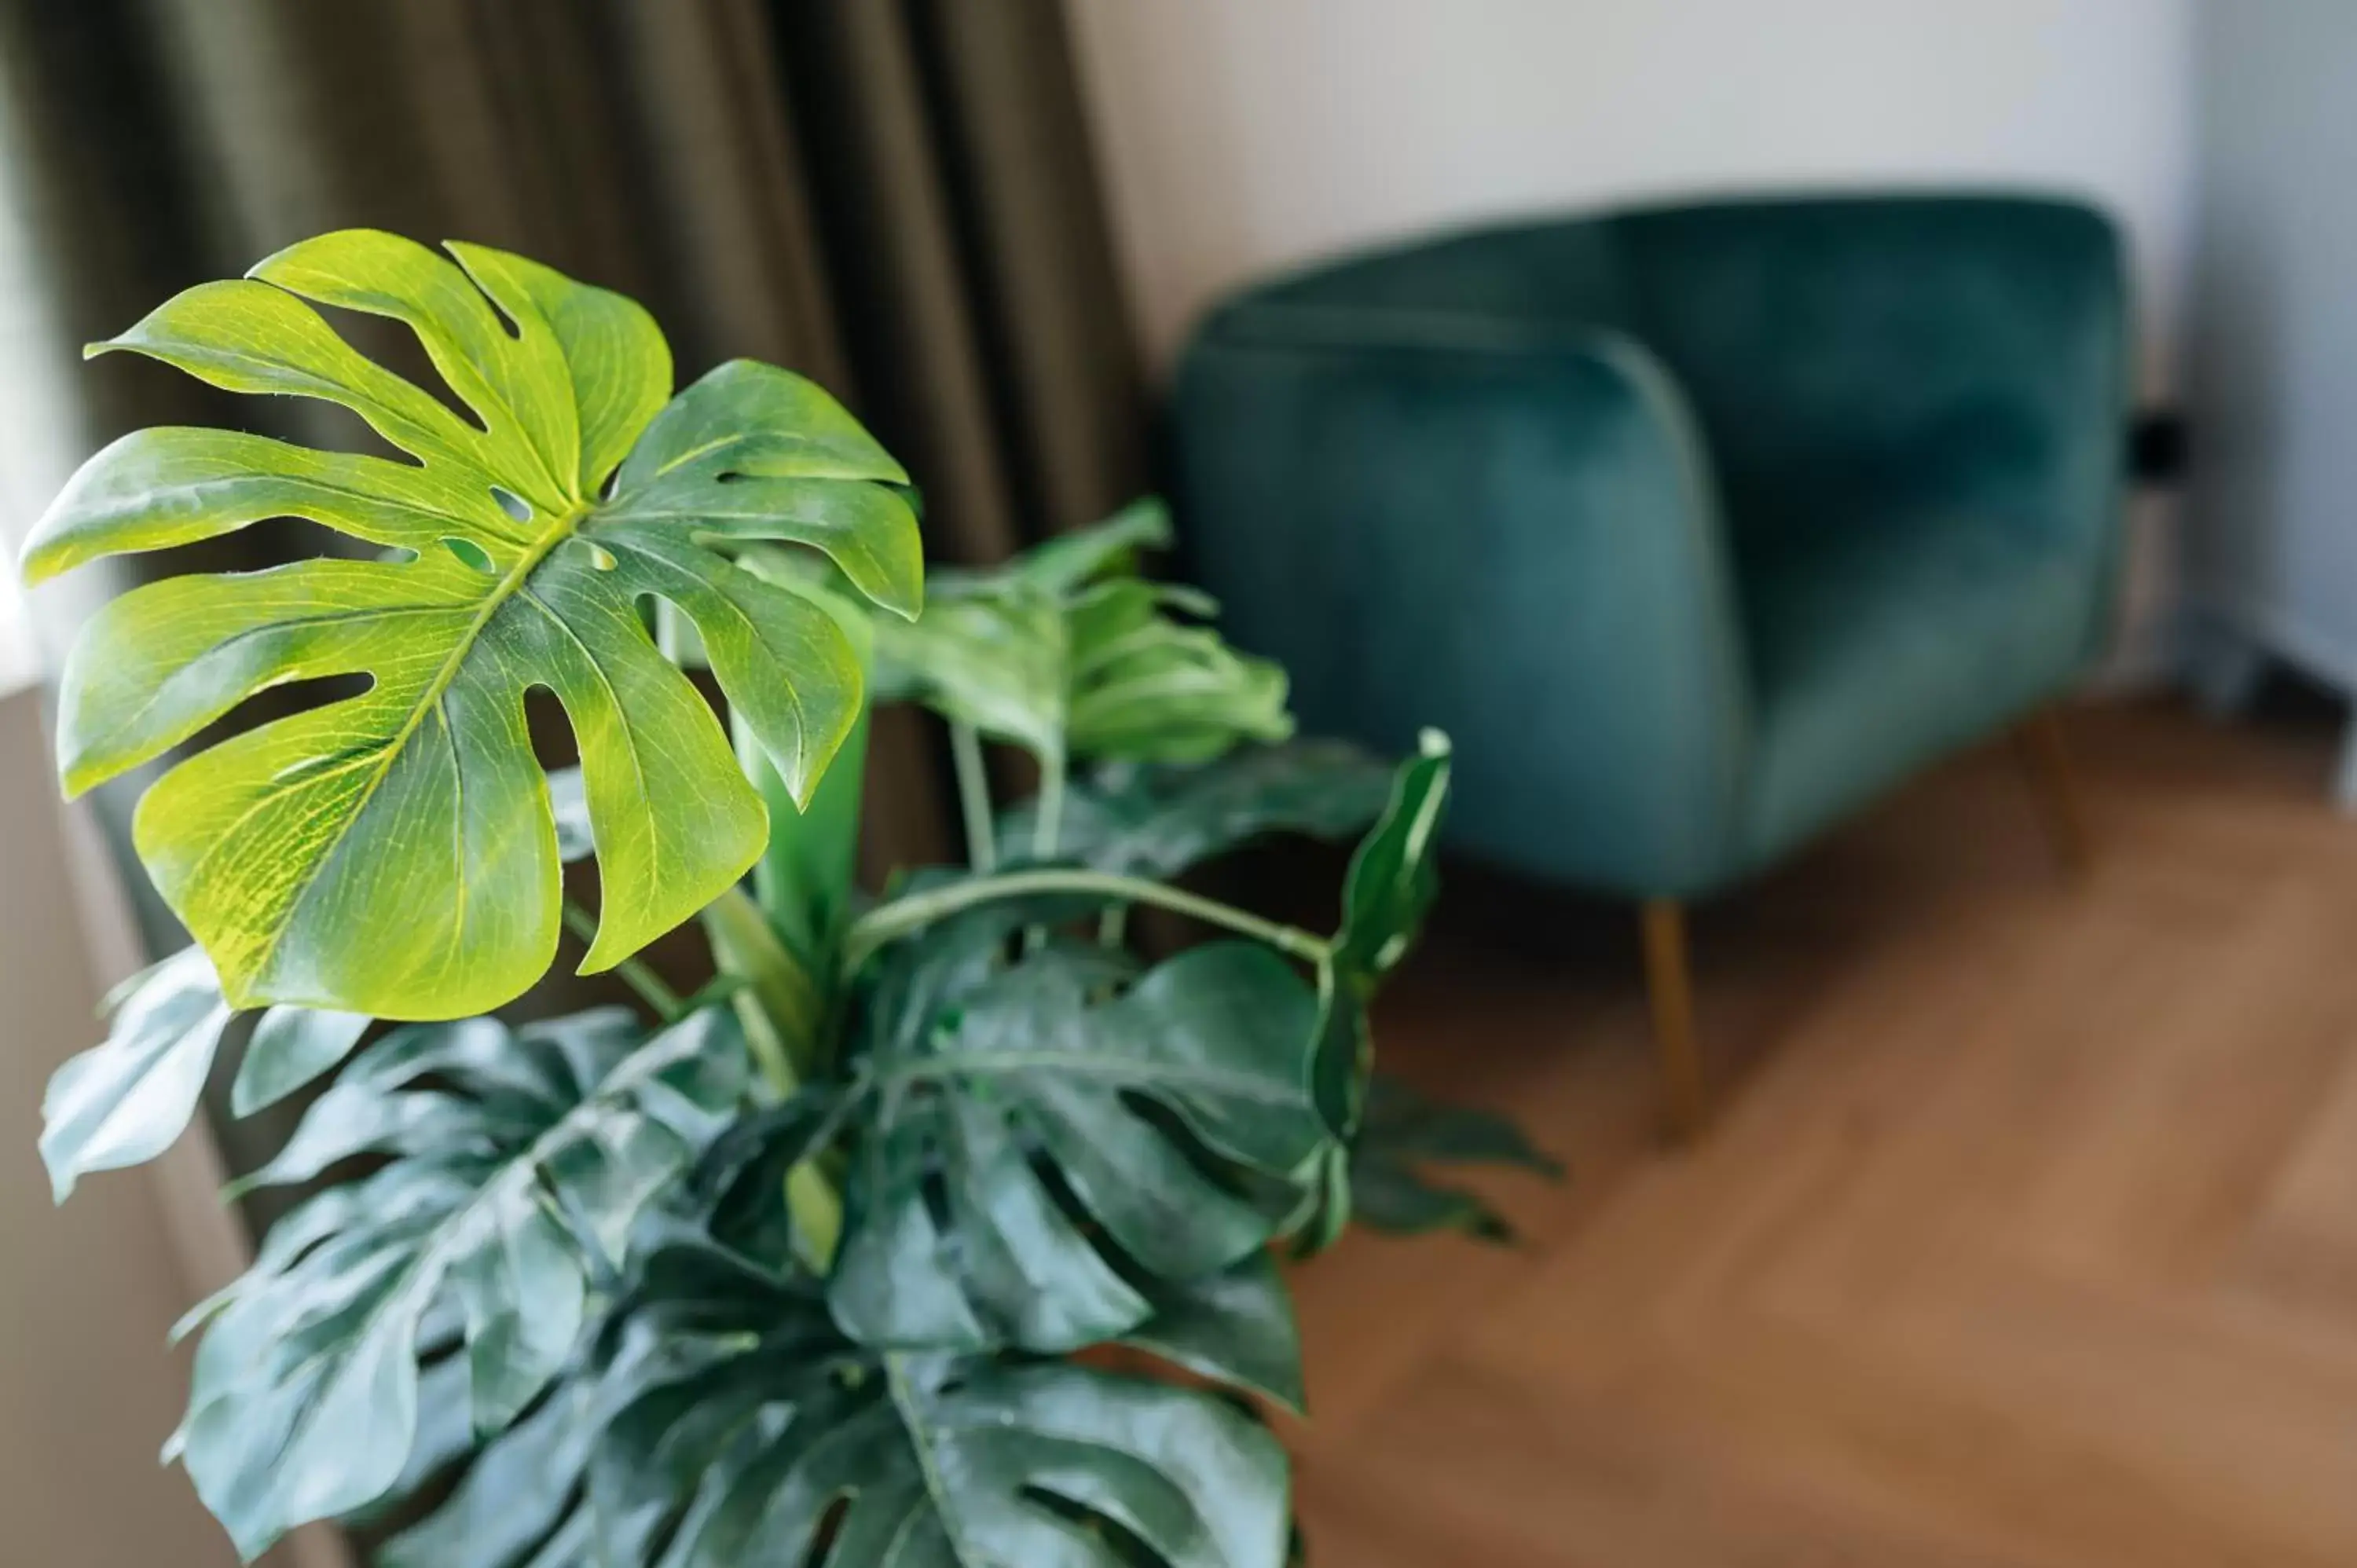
1737, 510, 2096, 868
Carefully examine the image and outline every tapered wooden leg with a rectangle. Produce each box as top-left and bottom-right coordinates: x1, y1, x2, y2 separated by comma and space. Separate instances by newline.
1639, 899, 1705, 1141
2012, 709, 2091, 877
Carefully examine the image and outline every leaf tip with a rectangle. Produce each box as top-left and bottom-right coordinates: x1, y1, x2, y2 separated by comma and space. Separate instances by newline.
225, 1075, 265, 1121
55, 755, 103, 801
16, 536, 61, 588
212, 972, 262, 1016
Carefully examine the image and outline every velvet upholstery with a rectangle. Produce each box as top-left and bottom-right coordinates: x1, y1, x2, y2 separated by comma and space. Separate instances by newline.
1171, 194, 2127, 898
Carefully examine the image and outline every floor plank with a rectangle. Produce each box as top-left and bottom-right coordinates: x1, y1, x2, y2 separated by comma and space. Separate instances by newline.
1288, 699, 2357, 1566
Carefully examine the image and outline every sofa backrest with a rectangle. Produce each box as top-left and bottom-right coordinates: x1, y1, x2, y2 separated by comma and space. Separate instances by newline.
1243, 215, 1635, 332
1224, 194, 2126, 557
1615, 195, 2126, 551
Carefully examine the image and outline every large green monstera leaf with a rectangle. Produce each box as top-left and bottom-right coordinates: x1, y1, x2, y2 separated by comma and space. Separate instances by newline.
830, 925, 1325, 1354
378, 1234, 1300, 1568
19, 229, 921, 1019
170, 1005, 748, 1559
588, 1238, 1292, 1568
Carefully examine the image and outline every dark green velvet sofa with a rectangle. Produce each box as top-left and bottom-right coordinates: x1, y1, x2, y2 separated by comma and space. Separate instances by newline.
1169, 193, 2128, 1130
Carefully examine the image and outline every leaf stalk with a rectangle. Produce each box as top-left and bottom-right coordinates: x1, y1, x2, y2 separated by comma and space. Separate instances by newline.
563, 899, 684, 1019
841, 867, 1329, 973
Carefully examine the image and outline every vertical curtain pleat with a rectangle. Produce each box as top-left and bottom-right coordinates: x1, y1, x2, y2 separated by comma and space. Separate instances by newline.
911, 0, 1149, 532
770, 0, 1030, 568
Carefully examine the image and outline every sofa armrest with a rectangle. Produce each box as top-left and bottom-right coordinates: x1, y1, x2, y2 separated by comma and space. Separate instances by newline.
1170, 312, 1752, 896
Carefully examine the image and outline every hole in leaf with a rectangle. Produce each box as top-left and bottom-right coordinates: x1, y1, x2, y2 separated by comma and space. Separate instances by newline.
442, 537, 496, 573
306, 299, 490, 435
1025, 1146, 1163, 1300
801, 1495, 852, 1568
522, 686, 577, 771
184, 672, 375, 760
489, 486, 533, 524
585, 542, 618, 572
1116, 1091, 1293, 1218
918, 1161, 955, 1236
1018, 1487, 1165, 1566
449, 253, 526, 342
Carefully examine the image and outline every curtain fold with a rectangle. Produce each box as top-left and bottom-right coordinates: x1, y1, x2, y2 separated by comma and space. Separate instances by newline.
0, 0, 1145, 1174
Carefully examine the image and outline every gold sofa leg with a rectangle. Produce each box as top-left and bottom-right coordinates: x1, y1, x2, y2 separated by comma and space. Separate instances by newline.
1639, 899, 1706, 1141
2012, 708, 2091, 877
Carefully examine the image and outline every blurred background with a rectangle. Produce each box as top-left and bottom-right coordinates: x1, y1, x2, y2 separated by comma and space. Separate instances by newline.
5, 3, 2356, 1565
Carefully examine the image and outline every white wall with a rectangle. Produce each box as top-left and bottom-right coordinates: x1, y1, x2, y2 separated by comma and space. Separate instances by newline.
0, 691, 348, 1568
1065, 0, 2196, 389
2182, 2, 2357, 713
0, 688, 235, 1568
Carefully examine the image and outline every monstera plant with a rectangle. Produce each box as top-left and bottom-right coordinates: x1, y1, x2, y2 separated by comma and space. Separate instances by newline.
22, 232, 1552, 1566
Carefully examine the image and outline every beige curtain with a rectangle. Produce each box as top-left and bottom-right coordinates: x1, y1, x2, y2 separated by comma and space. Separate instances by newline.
0, 0, 1149, 1179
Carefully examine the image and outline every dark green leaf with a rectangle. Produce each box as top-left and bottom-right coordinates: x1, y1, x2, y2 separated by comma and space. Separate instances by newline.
376, 1369, 598, 1568
1332, 729, 1453, 986
1121, 1250, 1306, 1416
999, 740, 1398, 879
1357, 1074, 1560, 1174
1280, 735, 1457, 1255
1344, 1161, 1512, 1242
21, 229, 919, 1020
831, 941, 1326, 1354
1346, 1076, 1560, 1245
1310, 732, 1453, 1135
693, 1088, 847, 1262
170, 1005, 748, 1558
596, 1236, 1292, 1568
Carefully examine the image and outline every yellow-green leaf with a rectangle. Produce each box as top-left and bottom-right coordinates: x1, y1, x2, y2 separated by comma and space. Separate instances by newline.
19, 230, 922, 1020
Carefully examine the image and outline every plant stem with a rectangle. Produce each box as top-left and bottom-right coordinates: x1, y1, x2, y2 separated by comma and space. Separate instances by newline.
949, 720, 996, 872
1031, 746, 1067, 861
562, 899, 684, 1018
842, 867, 1329, 971
700, 886, 821, 1086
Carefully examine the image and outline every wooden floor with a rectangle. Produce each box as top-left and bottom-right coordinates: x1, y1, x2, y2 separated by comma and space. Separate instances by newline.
1288, 698, 2357, 1567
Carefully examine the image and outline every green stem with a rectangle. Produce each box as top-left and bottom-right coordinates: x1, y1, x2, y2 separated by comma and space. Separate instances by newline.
696, 886, 841, 1265
842, 867, 1329, 973
949, 720, 997, 873
700, 886, 821, 1086
1031, 747, 1067, 861
563, 900, 684, 1018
